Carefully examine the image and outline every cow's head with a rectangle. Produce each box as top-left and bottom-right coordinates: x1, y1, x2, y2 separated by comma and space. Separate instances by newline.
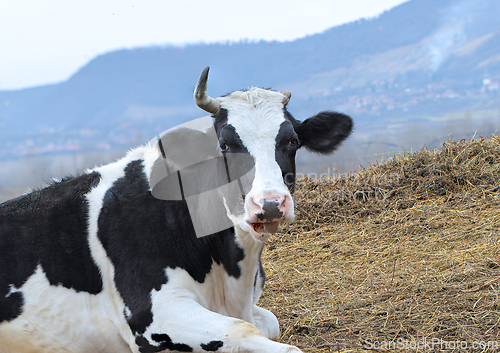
194, 67, 352, 240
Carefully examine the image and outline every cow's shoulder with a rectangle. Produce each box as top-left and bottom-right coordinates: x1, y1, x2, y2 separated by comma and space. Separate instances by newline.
93, 151, 247, 336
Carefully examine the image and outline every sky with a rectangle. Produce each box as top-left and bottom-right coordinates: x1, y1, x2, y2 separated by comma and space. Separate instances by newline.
0, 0, 408, 90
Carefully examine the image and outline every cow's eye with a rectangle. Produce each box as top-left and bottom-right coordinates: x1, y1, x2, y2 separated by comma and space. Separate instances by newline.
289, 136, 299, 147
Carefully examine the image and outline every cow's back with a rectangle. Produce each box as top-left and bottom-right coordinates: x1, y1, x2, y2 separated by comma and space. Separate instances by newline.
0, 172, 103, 310
0, 172, 129, 353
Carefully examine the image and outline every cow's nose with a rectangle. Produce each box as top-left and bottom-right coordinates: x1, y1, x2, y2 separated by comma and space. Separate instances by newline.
248, 194, 291, 222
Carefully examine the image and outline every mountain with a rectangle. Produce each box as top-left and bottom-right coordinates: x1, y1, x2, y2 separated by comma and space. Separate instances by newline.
0, 0, 499, 165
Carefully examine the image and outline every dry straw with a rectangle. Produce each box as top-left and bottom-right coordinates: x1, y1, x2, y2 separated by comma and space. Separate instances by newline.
260, 136, 500, 352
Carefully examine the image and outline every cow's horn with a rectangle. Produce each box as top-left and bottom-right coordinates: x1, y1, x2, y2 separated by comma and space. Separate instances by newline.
281, 90, 291, 106
194, 67, 220, 115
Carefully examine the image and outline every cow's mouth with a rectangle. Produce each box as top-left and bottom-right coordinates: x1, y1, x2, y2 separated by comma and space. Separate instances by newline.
247, 221, 281, 237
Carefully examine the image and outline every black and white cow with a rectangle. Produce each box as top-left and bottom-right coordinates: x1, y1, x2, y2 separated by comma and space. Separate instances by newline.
0, 67, 352, 353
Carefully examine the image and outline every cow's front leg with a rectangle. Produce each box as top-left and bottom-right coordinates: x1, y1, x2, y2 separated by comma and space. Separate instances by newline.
253, 305, 280, 339
130, 289, 301, 353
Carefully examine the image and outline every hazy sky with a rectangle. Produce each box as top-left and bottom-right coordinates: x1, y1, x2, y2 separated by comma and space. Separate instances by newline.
1, 0, 408, 90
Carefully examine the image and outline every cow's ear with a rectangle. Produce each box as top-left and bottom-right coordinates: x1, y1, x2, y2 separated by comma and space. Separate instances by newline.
294, 111, 353, 154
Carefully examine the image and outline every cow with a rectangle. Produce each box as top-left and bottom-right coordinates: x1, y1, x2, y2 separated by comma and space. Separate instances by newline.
0, 67, 352, 353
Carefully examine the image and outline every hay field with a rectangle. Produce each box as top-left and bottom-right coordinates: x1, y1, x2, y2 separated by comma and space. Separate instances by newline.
261, 136, 500, 352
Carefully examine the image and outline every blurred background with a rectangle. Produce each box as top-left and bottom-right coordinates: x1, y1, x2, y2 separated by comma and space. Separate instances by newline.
0, 0, 499, 202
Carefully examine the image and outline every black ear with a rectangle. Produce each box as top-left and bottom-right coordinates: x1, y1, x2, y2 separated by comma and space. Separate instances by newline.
294, 111, 353, 154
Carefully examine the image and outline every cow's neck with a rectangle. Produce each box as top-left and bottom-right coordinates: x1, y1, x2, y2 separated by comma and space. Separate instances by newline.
213, 224, 265, 320
140, 145, 267, 321
235, 223, 266, 284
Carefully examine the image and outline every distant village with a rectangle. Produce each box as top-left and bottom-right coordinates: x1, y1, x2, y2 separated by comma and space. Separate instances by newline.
317, 74, 499, 116
1, 73, 499, 161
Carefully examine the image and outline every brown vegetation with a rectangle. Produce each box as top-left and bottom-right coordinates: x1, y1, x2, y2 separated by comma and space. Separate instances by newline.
261, 136, 500, 352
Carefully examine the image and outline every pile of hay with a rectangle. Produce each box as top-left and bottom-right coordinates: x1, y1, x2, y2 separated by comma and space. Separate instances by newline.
260, 136, 500, 352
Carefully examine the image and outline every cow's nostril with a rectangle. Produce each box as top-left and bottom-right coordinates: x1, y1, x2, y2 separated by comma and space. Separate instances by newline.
247, 196, 263, 217
280, 195, 288, 208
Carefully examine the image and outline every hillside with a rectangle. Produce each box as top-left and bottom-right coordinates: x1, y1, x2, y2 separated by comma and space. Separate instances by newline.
0, 0, 498, 163
261, 135, 500, 352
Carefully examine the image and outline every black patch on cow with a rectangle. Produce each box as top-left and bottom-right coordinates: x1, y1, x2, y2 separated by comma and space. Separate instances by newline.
212, 108, 228, 136
258, 242, 266, 286
0, 291, 24, 323
97, 160, 245, 336
0, 171, 103, 323
152, 333, 193, 352
218, 124, 249, 155
286, 110, 353, 155
253, 246, 266, 297
274, 120, 299, 193
135, 334, 193, 353
201, 340, 224, 351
